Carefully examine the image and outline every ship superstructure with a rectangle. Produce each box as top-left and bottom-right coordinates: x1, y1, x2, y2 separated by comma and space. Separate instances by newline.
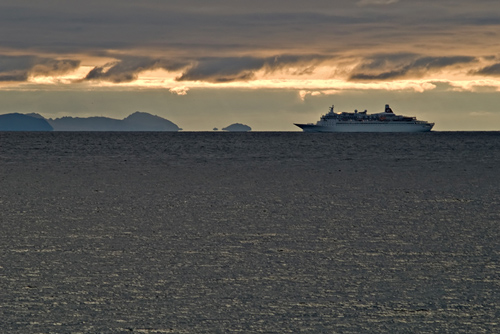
295, 104, 434, 132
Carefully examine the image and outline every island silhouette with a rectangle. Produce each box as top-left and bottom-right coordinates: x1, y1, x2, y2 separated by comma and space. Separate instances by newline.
222, 123, 252, 132
0, 112, 181, 131
0, 113, 53, 131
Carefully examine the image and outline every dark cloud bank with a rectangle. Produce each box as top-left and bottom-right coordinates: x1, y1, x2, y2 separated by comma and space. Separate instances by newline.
84, 57, 189, 83
77, 54, 331, 84
1, 1, 500, 84
1, 51, 499, 86
0, 55, 79, 82
349, 54, 477, 81
474, 63, 500, 76
82, 53, 493, 84
176, 55, 330, 83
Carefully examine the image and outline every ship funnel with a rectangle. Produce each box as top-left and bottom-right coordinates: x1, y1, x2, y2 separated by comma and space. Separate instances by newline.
385, 104, 393, 113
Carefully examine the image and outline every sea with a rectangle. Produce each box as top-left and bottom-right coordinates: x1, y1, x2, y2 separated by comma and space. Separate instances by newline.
0, 131, 499, 333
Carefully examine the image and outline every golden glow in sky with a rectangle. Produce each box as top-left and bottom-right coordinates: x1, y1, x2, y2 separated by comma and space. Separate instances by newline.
12, 58, 500, 95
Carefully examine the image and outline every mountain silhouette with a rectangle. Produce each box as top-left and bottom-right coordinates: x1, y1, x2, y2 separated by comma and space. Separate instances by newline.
121, 112, 181, 131
24, 113, 47, 120
47, 112, 181, 131
222, 123, 251, 132
0, 113, 53, 131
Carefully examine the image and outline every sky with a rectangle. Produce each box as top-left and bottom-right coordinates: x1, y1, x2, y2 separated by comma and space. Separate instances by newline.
1, 0, 500, 130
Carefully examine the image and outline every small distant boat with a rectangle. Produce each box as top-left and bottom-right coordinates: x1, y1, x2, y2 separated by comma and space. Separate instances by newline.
295, 104, 434, 132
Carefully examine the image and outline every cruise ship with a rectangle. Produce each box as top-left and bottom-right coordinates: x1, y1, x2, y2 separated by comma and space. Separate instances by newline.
295, 104, 434, 132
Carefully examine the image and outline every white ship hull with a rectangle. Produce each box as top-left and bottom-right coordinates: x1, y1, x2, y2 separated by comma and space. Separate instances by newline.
295, 121, 433, 133
296, 104, 434, 133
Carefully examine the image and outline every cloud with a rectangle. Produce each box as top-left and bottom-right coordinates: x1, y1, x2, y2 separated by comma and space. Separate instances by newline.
0, 55, 80, 82
30, 59, 81, 76
169, 86, 189, 95
83, 56, 189, 83
0, 1, 498, 94
349, 54, 477, 81
177, 57, 262, 83
474, 63, 500, 76
177, 55, 330, 83
0, 1, 499, 60
299, 89, 340, 100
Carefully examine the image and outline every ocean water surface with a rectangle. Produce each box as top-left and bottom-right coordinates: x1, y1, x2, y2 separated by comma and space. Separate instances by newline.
0, 132, 499, 332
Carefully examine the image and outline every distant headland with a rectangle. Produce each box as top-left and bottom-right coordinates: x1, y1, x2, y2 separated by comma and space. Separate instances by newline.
0, 112, 181, 131
0, 113, 53, 131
